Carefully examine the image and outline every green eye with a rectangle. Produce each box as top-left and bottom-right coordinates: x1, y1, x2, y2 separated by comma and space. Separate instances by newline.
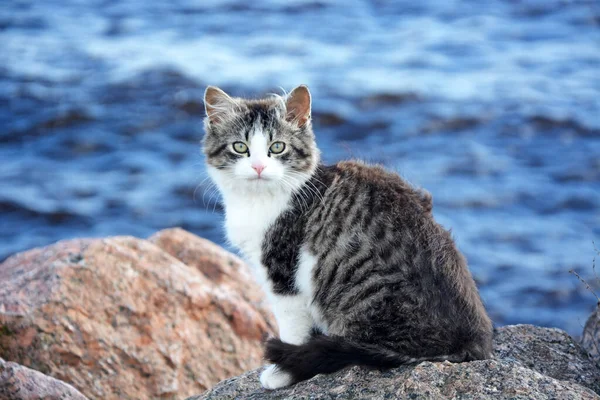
232, 142, 248, 154
269, 142, 286, 154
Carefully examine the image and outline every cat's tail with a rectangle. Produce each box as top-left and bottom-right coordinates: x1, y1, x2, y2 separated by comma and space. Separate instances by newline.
264, 335, 467, 384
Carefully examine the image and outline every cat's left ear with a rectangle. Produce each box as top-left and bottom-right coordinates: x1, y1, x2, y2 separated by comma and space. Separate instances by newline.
204, 86, 238, 124
286, 85, 311, 127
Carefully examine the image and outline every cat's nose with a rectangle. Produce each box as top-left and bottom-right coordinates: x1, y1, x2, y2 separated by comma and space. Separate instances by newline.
252, 164, 266, 176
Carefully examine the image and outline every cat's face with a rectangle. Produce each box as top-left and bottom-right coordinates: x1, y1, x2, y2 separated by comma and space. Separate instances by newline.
203, 86, 319, 195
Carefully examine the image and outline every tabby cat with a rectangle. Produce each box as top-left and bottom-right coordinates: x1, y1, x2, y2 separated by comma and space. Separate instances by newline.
202, 85, 493, 389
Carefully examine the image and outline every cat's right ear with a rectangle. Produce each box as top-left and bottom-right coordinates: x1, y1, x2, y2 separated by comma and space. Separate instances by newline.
204, 86, 238, 124
285, 85, 312, 127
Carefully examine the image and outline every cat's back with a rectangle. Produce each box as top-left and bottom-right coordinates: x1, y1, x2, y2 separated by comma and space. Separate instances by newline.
306, 159, 439, 263
313, 160, 474, 280
315, 160, 433, 221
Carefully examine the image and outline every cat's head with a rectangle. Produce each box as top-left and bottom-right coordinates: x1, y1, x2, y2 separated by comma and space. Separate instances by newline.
202, 85, 319, 195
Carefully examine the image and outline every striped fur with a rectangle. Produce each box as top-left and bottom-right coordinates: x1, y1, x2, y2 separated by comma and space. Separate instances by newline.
203, 86, 493, 389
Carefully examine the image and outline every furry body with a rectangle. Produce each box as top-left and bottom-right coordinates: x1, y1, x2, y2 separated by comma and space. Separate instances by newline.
203, 86, 493, 389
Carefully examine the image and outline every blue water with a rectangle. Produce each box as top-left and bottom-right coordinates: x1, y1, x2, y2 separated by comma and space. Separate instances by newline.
1, 0, 599, 337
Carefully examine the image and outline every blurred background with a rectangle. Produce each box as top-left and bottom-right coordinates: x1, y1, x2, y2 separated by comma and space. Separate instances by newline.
1, 0, 599, 336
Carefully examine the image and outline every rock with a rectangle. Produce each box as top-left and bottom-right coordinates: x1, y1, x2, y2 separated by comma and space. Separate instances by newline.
583, 304, 600, 365
189, 325, 600, 400
148, 228, 268, 307
0, 357, 89, 400
494, 324, 600, 393
191, 361, 597, 400
0, 229, 276, 400
148, 228, 276, 342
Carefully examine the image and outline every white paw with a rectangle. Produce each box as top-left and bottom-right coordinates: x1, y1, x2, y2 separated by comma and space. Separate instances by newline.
260, 364, 293, 390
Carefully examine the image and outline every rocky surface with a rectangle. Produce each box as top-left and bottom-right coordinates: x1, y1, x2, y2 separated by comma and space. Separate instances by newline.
584, 304, 600, 365
148, 228, 269, 311
0, 357, 89, 400
190, 325, 600, 400
0, 228, 276, 400
494, 324, 600, 393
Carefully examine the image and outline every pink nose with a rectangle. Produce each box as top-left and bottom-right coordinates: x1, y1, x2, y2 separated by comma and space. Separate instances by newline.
252, 164, 266, 176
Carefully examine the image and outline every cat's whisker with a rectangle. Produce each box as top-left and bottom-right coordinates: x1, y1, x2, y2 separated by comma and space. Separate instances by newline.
286, 171, 325, 206
281, 176, 308, 212
302, 180, 325, 205
290, 179, 312, 213
201, 185, 217, 207
290, 176, 316, 211
288, 173, 319, 210
194, 175, 216, 204
197, 177, 218, 207
204, 187, 220, 209
212, 193, 222, 214
204, 188, 216, 209
193, 183, 203, 204
204, 181, 223, 212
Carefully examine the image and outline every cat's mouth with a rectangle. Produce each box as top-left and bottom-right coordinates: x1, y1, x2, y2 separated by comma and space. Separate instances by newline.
247, 176, 270, 181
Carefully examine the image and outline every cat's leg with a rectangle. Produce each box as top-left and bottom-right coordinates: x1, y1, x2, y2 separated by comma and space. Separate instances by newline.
259, 364, 293, 390
271, 294, 313, 345
260, 294, 313, 389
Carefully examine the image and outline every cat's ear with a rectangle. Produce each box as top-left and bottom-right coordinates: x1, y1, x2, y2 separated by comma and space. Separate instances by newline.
285, 85, 311, 127
204, 86, 238, 124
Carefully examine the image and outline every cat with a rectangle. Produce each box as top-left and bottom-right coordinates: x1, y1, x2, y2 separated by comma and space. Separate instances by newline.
202, 85, 493, 390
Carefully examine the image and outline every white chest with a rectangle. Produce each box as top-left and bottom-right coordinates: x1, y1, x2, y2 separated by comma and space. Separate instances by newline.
222, 191, 291, 286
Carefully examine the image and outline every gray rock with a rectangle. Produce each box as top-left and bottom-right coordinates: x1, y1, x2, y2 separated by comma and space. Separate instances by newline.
583, 304, 600, 365
494, 324, 600, 393
189, 325, 600, 400
0, 357, 89, 400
